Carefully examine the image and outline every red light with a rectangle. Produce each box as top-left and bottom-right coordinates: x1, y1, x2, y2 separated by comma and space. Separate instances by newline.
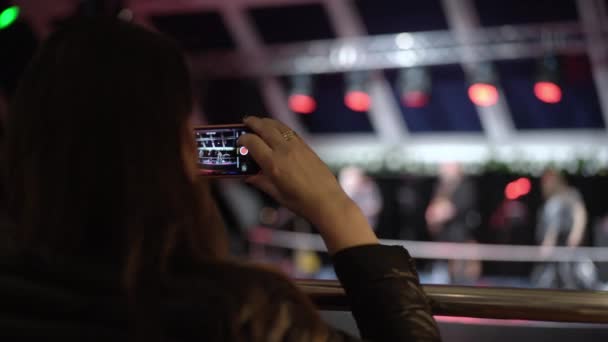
505, 182, 520, 200
344, 90, 371, 112
534, 81, 562, 104
402, 91, 430, 108
468, 83, 499, 107
504, 177, 532, 200
288, 94, 317, 114
239, 146, 248, 156
515, 177, 531, 196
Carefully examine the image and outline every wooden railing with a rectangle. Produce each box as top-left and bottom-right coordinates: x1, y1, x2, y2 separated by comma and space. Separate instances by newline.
297, 279, 608, 323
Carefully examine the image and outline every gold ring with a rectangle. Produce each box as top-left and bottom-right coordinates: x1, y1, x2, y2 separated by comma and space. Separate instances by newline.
281, 130, 296, 142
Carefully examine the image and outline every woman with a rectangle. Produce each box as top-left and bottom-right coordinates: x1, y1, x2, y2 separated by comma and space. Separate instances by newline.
1, 18, 439, 341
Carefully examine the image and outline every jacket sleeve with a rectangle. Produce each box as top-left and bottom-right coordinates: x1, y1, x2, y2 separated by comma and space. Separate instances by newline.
332, 244, 441, 341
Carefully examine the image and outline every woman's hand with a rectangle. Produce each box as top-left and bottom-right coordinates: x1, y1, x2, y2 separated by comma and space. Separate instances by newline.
238, 117, 378, 253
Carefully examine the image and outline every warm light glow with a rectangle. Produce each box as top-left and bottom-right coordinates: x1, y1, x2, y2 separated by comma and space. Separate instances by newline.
515, 177, 531, 195
534, 81, 562, 104
505, 177, 532, 200
402, 91, 430, 108
505, 183, 519, 200
468, 83, 499, 107
344, 90, 371, 112
288, 94, 317, 114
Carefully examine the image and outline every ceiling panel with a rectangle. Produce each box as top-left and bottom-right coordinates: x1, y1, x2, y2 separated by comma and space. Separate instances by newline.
248, 3, 335, 44
355, 0, 449, 34
385, 66, 483, 133
475, 0, 578, 26
496, 56, 605, 130
151, 11, 236, 52
291, 73, 375, 133
200, 78, 269, 124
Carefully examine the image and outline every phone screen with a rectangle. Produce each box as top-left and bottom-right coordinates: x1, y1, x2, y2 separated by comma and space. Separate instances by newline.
194, 125, 260, 176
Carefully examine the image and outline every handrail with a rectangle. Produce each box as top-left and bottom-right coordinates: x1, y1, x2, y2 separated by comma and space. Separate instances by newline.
296, 279, 608, 324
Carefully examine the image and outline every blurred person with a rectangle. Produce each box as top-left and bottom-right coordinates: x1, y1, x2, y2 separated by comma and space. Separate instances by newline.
395, 177, 426, 241
0, 18, 439, 341
590, 215, 608, 290
338, 166, 383, 229
425, 162, 481, 284
532, 168, 588, 289
487, 199, 532, 286
489, 199, 529, 244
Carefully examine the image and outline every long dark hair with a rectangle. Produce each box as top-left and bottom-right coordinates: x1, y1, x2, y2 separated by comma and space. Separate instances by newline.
4, 17, 227, 332
3, 18, 335, 342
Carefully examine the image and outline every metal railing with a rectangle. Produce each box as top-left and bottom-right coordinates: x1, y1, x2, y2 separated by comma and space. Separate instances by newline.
250, 228, 608, 262
297, 279, 608, 323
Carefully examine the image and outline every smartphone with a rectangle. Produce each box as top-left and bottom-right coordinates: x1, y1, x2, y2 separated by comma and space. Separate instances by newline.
194, 124, 260, 177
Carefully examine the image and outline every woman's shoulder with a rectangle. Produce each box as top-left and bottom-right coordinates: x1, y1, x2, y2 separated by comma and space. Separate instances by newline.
174, 258, 295, 289
167, 259, 334, 341
170, 258, 313, 313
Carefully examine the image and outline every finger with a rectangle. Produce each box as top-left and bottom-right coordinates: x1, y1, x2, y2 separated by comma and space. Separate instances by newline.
261, 118, 301, 150
243, 116, 284, 148
237, 133, 274, 171
246, 173, 282, 201
262, 117, 292, 135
